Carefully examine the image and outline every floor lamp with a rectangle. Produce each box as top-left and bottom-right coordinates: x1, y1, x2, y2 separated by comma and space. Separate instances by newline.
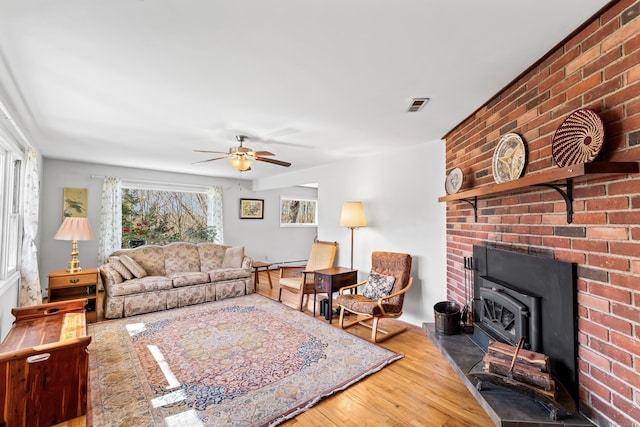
340, 201, 367, 270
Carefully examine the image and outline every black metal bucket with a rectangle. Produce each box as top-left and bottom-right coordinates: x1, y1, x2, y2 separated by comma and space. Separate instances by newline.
434, 301, 461, 335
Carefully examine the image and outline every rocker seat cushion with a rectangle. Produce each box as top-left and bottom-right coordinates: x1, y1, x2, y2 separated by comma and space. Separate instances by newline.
335, 293, 402, 316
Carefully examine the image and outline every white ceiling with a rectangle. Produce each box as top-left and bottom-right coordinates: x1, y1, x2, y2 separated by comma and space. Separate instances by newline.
0, 0, 610, 180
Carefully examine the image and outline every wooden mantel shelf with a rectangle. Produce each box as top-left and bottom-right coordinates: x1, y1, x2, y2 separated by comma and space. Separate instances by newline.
438, 162, 639, 223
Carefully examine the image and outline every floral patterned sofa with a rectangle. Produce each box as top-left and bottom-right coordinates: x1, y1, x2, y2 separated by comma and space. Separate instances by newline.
99, 242, 253, 318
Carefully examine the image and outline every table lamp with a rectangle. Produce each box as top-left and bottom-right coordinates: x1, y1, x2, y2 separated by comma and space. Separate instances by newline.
339, 201, 367, 270
54, 217, 94, 273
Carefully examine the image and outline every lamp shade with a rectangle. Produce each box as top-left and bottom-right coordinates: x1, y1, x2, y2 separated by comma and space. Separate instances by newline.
53, 217, 94, 241
340, 201, 367, 228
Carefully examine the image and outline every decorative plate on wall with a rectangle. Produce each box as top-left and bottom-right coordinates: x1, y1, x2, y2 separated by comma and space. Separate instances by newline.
492, 133, 526, 184
552, 108, 605, 168
445, 167, 463, 194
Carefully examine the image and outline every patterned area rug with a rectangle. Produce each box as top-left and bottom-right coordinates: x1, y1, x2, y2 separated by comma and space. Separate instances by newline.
88, 293, 402, 426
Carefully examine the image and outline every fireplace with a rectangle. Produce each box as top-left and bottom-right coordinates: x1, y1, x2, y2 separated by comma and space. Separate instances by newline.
477, 276, 541, 351
472, 245, 578, 402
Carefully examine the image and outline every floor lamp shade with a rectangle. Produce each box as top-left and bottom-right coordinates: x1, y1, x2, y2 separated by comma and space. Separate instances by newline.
54, 217, 94, 273
340, 202, 367, 228
340, 202, 367, 270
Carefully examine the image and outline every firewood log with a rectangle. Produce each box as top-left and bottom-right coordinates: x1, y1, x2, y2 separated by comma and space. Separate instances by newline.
487, 340, 550, 372
482, 353, 555, 392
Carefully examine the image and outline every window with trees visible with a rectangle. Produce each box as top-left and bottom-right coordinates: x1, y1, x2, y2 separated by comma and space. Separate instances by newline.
121, 188, 217, 248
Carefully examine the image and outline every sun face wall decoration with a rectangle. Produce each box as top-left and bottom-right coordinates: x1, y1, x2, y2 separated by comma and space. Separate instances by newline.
492, 133, 527, 184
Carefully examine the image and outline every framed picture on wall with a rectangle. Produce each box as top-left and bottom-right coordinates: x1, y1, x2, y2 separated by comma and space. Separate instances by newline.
63, 187, 88, 217
240, 198, 264, 219
280, 196, 318, 227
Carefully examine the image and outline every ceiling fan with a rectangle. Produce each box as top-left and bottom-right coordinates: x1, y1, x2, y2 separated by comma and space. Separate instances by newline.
193, 135, 292, 172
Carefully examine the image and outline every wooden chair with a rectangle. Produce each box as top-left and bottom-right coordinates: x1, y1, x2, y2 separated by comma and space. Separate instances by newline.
278, 239, 337, 311
336, 251, 413, 342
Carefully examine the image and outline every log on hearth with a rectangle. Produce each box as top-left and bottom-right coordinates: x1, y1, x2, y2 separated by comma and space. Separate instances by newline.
482, 340, 556, 399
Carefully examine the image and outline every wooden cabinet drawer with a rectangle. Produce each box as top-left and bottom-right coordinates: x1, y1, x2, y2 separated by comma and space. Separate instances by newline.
49, 272, 96, 289
316, 274, 330, 289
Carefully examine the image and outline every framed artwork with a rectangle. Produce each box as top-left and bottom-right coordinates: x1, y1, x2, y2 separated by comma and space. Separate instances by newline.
280, 196, 318, 227
240, 198, 264, 219
63, 187, 88, 217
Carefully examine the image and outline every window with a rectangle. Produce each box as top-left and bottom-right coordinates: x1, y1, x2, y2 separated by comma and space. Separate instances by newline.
0, 133, 23, 279
121, 187, 218, 248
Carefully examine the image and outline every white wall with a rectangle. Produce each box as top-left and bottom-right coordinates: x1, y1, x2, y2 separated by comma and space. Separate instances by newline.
255, 141, 447, 325
39, 141, 445, 326
39, 159, 317, 295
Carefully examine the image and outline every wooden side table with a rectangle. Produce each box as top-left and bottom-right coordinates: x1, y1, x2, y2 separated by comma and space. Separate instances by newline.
252, 261, 273, 289
314, 267, 358, 323
0, 299, 90, 426
48, 268, 99, 323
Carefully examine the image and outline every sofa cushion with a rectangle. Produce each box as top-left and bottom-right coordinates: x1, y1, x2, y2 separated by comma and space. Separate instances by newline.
168, 271, 211, 287
111, 245, 166, 276
109, 257, 133, 280
163, 242, 201, 275
197, 243, 228, 271
127, 246, 166, 276
120, 254, 147, 278
106, 276, 173, 297
209, 268, 251, 282
222, 246, 245, 268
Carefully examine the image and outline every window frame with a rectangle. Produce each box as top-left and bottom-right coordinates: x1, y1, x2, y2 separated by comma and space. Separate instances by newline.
0, 128, 24, 282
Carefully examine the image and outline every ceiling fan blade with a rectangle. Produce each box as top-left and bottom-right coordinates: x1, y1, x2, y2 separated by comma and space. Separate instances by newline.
255, 156, 291, 167
253, 151, 275, 156
194, 149, 229, 155
191, 156, 228, 165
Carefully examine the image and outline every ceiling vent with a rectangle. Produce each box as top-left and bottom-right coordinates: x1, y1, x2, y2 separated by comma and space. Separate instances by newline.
408, 98, 430, 112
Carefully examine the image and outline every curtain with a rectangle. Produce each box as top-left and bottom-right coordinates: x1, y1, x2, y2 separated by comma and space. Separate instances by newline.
207, 185, 224, 243
98, 176, 122, 266
19, 148, 42, 306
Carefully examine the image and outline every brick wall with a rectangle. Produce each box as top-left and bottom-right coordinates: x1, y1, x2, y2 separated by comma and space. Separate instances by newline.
443, 1, 639, 426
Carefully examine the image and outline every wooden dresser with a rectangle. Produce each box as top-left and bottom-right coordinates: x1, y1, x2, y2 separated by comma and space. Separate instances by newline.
0, 299, 91, 427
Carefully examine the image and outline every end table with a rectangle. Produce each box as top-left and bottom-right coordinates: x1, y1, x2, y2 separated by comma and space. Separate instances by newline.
48, 268, 99, 323
314, 267, 357, 323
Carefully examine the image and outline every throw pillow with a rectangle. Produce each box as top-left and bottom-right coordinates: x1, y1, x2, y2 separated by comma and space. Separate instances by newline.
221, 246, 245, 268
120, 254, 147, 278
109, 256, 134, 280
101, 264, 123, 284
362, 271, 396, 300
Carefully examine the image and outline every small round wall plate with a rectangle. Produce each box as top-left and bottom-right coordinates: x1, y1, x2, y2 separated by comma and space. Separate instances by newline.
552, 108, 605, 168
492, 133, 526, 184
445, 167, 464, 194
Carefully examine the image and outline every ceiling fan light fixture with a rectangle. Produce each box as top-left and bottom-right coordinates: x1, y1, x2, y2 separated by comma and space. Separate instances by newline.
229, 155, 253, 172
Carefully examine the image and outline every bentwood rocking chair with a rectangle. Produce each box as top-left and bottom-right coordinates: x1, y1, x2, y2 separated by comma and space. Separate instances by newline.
278, 239, 337, 312
336, 251, 413, 342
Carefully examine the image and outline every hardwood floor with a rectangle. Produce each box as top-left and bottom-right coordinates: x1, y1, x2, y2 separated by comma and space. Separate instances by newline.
256, 269, 493, 427
71, 269, 493, 426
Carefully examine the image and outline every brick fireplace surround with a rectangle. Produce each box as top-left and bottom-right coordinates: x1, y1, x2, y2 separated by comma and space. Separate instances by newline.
443, 1, 639, 426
